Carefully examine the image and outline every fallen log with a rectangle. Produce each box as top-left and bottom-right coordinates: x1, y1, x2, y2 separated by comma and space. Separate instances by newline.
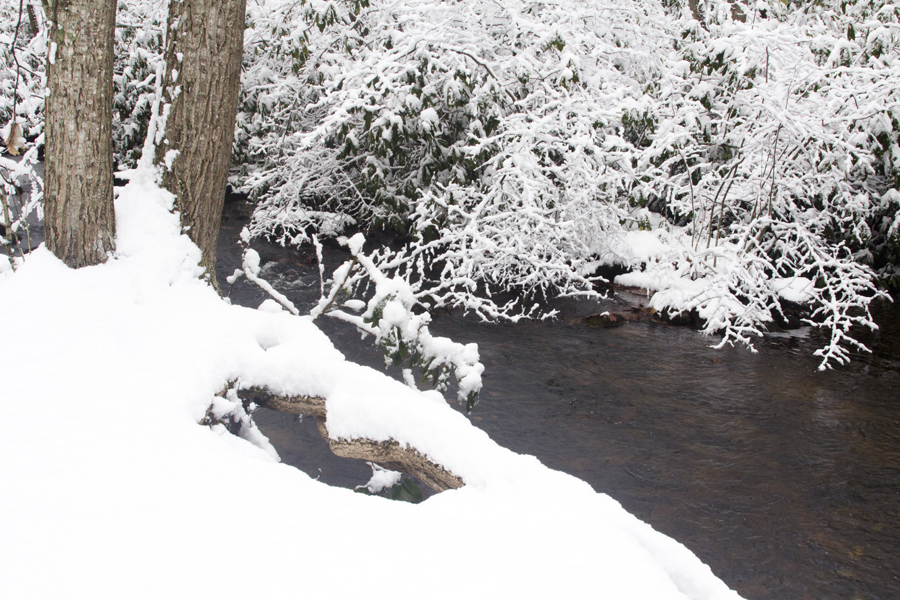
242, 385, 464, 492
240, 386, 326, 418
315, 417, 464, 492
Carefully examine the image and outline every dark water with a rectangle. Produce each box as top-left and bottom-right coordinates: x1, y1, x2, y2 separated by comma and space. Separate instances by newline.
430, 302, 900, 600
217, 202, 900, 600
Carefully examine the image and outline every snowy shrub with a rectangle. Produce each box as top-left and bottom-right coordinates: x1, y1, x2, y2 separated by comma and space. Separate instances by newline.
0, 152, 41, 267
309, 233, 485, 412
0, 1, 44, 141
230, 228, 484, 411
0, 1, 167, 169
239, 0, 895, 368
613, 0, 895, 366
111, 2, 167, 169
240, 0, 672, 317
0, 0, 44, 263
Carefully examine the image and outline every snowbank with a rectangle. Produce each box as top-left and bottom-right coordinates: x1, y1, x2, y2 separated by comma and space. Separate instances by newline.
0, 172, 742, 599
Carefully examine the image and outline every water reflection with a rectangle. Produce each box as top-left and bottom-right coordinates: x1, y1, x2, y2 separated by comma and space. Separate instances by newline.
218, 211, 900, 600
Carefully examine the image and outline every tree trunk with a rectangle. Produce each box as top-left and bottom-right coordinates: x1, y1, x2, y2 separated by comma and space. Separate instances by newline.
155, 0, 247, 290
688, 0, 702, 23
42, 0, 117, 268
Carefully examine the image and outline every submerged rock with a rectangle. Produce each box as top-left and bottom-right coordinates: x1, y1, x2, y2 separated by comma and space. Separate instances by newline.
584, 312, 628, 328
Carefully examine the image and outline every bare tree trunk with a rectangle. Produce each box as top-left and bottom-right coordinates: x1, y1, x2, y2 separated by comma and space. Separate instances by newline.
155, 0, 247, 290
688, 0, 702, 23
42, 0, 116, 268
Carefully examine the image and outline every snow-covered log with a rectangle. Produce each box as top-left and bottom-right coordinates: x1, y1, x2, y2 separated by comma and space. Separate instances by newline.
241, 385, 327, 418
240, 385, 464, 490
316, 417, 464, 491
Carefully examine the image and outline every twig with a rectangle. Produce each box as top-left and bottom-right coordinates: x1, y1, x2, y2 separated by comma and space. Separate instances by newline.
309, 255, 358, 322
444, 46, 517, 103
705, 156, 744, 251
1, 185, 20, 270
767, 124, 782, 219
679, 151, 697, 249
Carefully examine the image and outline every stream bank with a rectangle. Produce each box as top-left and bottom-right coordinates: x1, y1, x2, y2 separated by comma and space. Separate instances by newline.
220, 199, 900, 600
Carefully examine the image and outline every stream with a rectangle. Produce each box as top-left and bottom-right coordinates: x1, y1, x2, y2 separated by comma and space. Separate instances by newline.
218, 200, 900, 600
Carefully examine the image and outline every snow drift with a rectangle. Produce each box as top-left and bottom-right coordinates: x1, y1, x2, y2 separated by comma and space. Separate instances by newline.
0, 171, 742, 599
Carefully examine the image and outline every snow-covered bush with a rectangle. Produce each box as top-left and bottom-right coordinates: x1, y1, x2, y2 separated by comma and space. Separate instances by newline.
0, 0, 44, 264
309, 233, 485, 411
613, 3, 896, 366
0, 1, 44, 142
111, 2, 167, 169
0, 1, 167, 169
239, 0, 895, 368
0, 152, 41, 267
230, 228, 484, 410
240, 0, 672, 317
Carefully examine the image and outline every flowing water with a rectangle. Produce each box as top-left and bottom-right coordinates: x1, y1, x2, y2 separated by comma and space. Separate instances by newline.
217, 203, 900, 600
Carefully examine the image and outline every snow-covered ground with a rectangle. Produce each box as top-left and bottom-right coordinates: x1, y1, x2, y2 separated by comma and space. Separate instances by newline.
0, 170, 743, 599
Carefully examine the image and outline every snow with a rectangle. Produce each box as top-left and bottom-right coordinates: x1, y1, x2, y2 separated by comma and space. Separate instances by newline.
0, 169, 743, 600
772, 276, 815, 304
361, 462, 402, 493
342, 231, 366, 255
163, 148, 179, 169
420, 107, 439, 129
342, 299, 367, 311
616, 228, 672, 265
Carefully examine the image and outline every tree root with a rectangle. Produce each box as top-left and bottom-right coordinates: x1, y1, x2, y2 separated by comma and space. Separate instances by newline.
242, 386, 464, 492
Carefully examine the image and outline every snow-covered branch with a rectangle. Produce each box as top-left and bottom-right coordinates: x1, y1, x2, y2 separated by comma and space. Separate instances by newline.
312, 232, 484, 411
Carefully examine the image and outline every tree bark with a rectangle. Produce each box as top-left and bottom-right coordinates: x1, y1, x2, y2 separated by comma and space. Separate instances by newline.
42, 0, 117, 268
688, 0, 702, 23
155, 0, 247, 290
316, 417, 465, 492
